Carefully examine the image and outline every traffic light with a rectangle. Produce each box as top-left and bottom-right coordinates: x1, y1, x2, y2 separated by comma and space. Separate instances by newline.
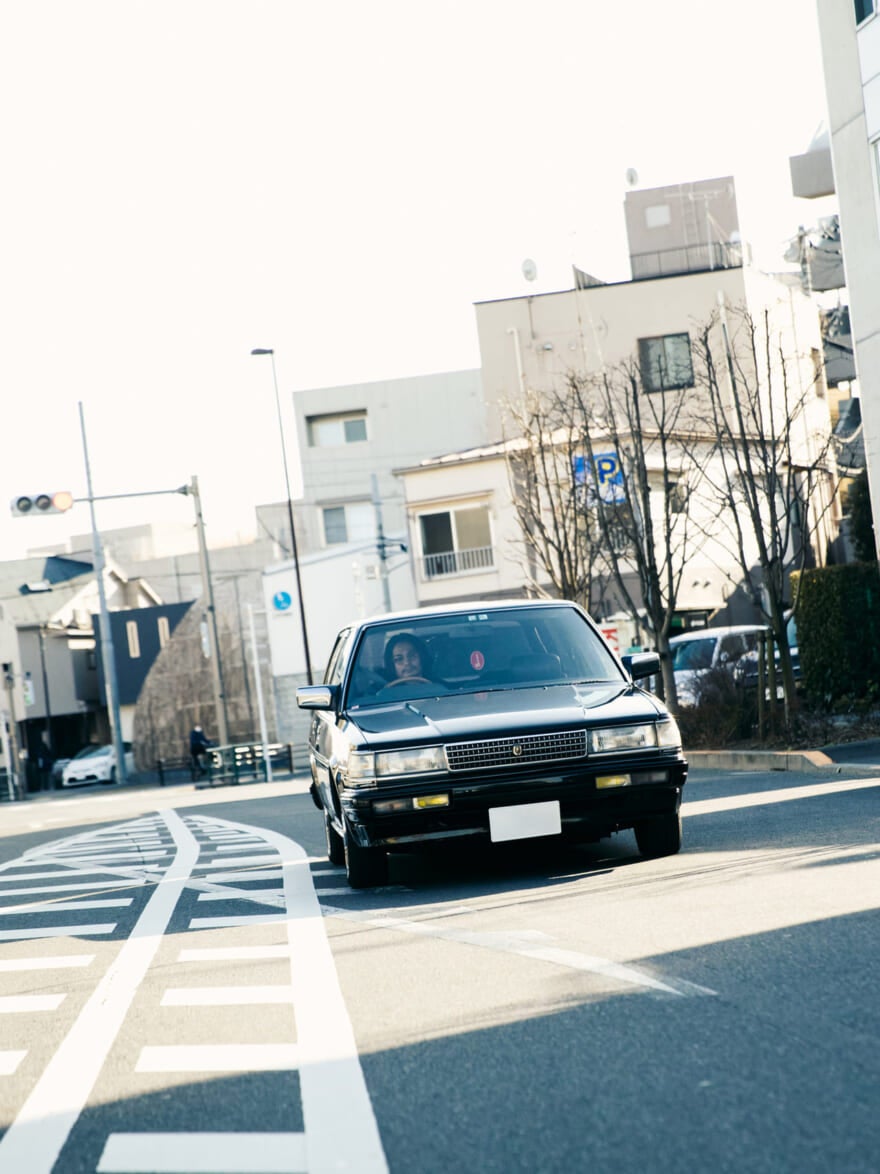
10, 491, 75, 517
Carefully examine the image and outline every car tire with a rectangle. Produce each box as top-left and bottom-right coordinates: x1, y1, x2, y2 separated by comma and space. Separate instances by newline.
634, 812, 682, 858
343, 818, 388, 889
325, 811, 345, 866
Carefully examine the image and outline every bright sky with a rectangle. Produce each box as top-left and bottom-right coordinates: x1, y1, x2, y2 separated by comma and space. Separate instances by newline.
0, 0, 831, 564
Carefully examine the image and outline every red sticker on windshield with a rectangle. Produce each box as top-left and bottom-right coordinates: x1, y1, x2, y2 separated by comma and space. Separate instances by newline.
470, 650, 486, 670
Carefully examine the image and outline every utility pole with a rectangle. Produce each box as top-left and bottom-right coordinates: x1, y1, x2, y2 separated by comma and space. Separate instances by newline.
79, 402, 128, 786
189, 476, 229, 746
371, 474, 393, 613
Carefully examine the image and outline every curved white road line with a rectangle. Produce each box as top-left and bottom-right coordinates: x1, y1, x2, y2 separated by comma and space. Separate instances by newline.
0, 809, 198, 1174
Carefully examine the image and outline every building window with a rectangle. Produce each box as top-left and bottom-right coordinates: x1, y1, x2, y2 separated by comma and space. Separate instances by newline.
322, 501, 376, 546
307, 411, 368, 447
126, 621, 141, 659
645, 204, 671, 229
638, 333, 695, 392
157, 616, 170, 648
419, 505, 493, 579
855, 0, 875, 24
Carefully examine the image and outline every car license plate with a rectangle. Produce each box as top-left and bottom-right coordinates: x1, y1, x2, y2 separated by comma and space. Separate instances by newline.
489, 800, 561, 843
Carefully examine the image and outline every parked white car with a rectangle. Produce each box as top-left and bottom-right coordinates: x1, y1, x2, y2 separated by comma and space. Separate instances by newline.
669, 626, 766, 707
61, 742, 135, 786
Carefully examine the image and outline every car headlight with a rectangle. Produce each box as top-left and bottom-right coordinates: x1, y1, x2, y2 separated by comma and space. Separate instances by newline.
590, 719, 681, 754
345, 746, 446, 785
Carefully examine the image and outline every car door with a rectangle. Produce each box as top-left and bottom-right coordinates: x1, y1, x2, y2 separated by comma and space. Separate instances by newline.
310, 628, 353, 811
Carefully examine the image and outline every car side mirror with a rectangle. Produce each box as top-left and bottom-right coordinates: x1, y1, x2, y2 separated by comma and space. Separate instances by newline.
622, 652, 660, 680
296, 684, 339, 710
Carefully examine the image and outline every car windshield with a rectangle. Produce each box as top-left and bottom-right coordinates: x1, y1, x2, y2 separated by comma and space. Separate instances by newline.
671, 637, 716, 671
72, 745, 108, 760
344, 606, 623, 707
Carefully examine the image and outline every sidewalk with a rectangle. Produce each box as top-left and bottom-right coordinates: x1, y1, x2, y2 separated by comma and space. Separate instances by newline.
688, 737, 880, 773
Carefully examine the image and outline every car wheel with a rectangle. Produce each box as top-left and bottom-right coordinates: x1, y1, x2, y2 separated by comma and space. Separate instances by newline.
324, 811, 345, 866
343, 817, 388, 889
634, 812, 682, 858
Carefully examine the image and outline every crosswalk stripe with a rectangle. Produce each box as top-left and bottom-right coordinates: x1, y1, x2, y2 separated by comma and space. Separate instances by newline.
0, 899, 133, 914
177, 945, 290, 962
0, 924, 116, 941
0, 995, 66, 1013
188, 914, 286, 929
97, 1131, 307, 1173
0, 955, 94, 972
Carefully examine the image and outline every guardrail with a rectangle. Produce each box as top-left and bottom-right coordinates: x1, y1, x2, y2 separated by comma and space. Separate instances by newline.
155, 743, 294, 786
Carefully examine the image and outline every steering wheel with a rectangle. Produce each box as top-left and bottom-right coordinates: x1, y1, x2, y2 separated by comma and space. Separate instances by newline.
383, 676, 431, 688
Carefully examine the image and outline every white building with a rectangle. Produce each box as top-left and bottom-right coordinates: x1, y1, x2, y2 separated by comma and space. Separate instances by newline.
815, 0, 880, 555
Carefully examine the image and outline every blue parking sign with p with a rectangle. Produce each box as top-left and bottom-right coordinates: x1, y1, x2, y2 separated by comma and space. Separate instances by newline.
573, 451, 625, 505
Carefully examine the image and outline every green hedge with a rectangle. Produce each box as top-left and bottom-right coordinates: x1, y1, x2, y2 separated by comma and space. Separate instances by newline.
793, 563, 880, 702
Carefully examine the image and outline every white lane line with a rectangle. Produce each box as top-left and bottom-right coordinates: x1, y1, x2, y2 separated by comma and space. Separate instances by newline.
136, 1044, 299, 1072
0, 869, 110, 881
44, 851, 170, 863
195, 888, 283, 906
684, 775, 880, 817
161, 986, 295, 1006
0, 956, 94, 973
0, 809, 199, 1174
215, 815, 388, 1173
0, 881, 134, 896
0, 1052, 27, 1076
197, 855, 282, 870
0, 995, 66, 1013
177, 945, 290, 962
199, 869, 282, 883
0, 899, 133, 914
97, 1131, 307, 1173
188, 914, 286, 929
322, 905, 716, 998
0, 924, 116, 941
208, 846, 278, 856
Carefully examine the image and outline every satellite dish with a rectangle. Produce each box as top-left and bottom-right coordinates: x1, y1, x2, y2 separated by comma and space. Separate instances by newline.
522, 258, 537, 282
625, 167, 639, 188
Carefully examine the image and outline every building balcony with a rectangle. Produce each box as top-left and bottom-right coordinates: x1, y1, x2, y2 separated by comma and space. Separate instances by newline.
630, 239, 745, 281
421, 545, 494, 580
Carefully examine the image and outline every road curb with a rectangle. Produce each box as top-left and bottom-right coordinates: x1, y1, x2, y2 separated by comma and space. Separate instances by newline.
687, 748, 835, 773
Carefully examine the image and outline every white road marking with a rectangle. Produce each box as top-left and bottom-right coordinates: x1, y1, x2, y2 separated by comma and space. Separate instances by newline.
201, 868, 282, 882
136, 1044, 299, 1072
0, 924, 116, 941
161, 985, 295, 1006
97, 1131, 307, 1173
322, 905, 716, 997
0, 881, 134, 896
197, 855, 283, 869
188, 914, 286, 929
0, 1052, 27, 1076
0, 956, 93, 972
177, 945, 291, 962
0, 898, 133, 914
0, 869, 107, 881
189, 814, 388, 1172
196, 888, 283, 905
210, 844, 278, 855
0, 995, 66, 1013
683, 775, 880, 817
0, 809, 198, 1174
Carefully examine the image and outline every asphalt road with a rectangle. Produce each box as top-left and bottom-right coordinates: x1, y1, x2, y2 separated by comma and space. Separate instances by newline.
0, 764, 878, 1173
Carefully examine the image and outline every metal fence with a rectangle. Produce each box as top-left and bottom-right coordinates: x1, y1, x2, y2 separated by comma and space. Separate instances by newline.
421, 545, 494, 579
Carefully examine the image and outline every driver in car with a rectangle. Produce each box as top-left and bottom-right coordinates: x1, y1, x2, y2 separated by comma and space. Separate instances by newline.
383, 633, 433, 689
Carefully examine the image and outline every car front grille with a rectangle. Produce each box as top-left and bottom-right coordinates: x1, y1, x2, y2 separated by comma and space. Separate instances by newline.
445, 729, 588, 772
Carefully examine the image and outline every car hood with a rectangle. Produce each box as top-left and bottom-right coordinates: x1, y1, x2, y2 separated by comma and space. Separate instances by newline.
345, 682, 665, 746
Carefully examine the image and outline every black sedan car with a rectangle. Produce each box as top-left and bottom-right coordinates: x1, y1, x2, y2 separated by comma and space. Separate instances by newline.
296, 600, 687, 887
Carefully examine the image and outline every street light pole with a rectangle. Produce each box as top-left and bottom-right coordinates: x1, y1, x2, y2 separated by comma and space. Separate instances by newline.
250, 347, 314, 684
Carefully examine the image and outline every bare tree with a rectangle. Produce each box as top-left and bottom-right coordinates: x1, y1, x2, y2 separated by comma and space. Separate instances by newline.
502, 364, 720, 710
693, 304, 840, 725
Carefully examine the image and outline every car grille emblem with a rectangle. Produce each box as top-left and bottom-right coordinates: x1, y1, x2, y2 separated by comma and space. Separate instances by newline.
512, 744, 522, 757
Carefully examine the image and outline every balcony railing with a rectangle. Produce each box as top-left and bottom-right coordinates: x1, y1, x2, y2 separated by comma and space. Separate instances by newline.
421, 545, 494, 580
630, 240, 744, 281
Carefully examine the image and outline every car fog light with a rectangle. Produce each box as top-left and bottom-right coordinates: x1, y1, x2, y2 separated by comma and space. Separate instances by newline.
413, 793, 449, 809
630, 769, 669, 784
595, 774, 631, 789
372, 798, 412, 815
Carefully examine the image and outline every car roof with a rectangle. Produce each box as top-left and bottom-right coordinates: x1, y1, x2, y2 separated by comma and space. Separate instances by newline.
669, 624, 767, 644
343, 598, 585, 631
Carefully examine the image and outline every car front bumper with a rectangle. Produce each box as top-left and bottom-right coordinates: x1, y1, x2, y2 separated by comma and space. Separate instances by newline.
339, 753, 687, 849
